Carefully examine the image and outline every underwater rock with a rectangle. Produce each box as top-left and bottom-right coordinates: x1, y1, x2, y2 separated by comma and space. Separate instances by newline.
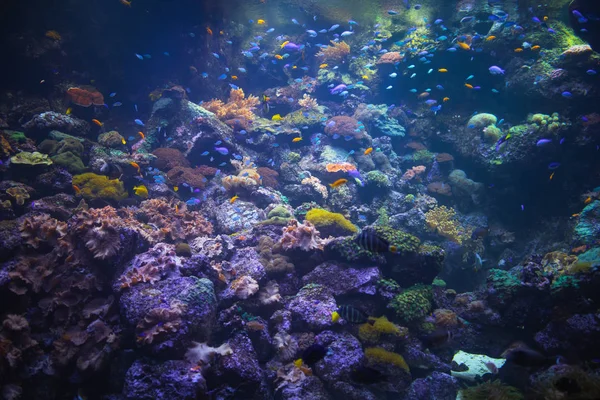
312, 330, 363, 384
27, 193, 77, 220
214, 200, 266, 234
122, 359, 207, 399
229, 247, 266, 282
301, 262, 381, 296
22, 112, 90, 136
286, 284, 337, 331
534, 313, 600, 356
405, 372, 459, 400
574, 200, 600, 246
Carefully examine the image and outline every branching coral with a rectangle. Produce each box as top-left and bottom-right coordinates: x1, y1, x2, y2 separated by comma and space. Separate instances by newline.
279, 219, 323, 251
301, 176, 328, 200
298, 94, 320, 111
316, 41, 350, 63
185, 341, 233, 365
425, 206, 467, 244
230, 275, 259, 299
203, 88, 260, 121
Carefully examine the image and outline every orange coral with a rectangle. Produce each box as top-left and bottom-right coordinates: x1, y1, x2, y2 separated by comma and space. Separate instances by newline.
325, 162, 357, 172
118, 264, 161, 289
433, 308, 459, 327
136, 301, 185, 345
66, 87, 105, 107
203, 88, 260, 121
405, 142, 427, 151
436, 153, 454, 163
377, 51, 403, 64
298, 94, 319, 110
402, 165, 427, 181
316, 41, 350, 63
427, 181, 452, 196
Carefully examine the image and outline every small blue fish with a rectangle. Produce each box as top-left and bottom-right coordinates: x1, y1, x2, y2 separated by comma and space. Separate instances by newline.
134, 119, 145, 126
218, 74, 227, 80
562, 91, 572, 98
112, 102, 122, 107
292, 18, 299, 24
109, 92, 117, 97
586, 70, 597, 75
329, 24, 340, 31
388, 10, 398, 15
201, 151, 209, 156
212, 52, 220, 58
164, 52, 170, 56
214, 146, 229, 155
135, 53, 144, 60
266, 28, 275, 33
201, 72, 208, 78
466, 75, 474, 80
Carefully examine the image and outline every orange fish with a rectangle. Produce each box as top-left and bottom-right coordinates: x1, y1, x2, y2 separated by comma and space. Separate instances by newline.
514, 48, 523, 52
130, 161, 141, 174
175, 204, 179, 213
138, 131, 145, 139
457, 42, 470, 51
231, 75, 238, 80
275, 55, 283, 60
329, 178, 348, 188
438, 68, 448, 73
465, 83, 474, 89
584, 196, 592, 205
292, 137, 303, 142
486, 36, 496, 41
45, 30, 62, 40
571, 213, 580, 218
531, 45, 541, 51
91, 119, 103, 127
543, 16, 549, 22
120, 0, 132, 6
206, 27, 213, 35
572, 245, 587, 253
549, 172, 555, 180
364, 147, 373, 155
72, 185, 81, 195
443, 97, 450, 102
230, 195, 239, 204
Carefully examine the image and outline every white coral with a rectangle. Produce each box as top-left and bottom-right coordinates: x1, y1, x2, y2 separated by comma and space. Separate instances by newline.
259, 281, 282, 305
273, 331, 298, 362
185, 341, 233, 366
232, 275, 259, 299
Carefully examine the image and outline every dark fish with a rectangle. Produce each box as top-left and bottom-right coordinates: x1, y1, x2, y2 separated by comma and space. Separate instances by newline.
356, 230, 398, 253
503, 343, 548, 367
471, 227, 489, 240
351, 366, 387, 384
302, 344, 328, 364
422, 329, 454, 347
261, 94, 270, 114
337, 305, 369, 324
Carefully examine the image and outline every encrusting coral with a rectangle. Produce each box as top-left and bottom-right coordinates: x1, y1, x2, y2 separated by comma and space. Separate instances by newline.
305, 208, 358, 236
203, 88, 260, 121
72, 173, 128, 202
364, 347, 410, 373
425, 205, 468, 245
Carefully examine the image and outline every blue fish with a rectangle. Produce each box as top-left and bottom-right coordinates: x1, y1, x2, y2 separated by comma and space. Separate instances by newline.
134, 119, 145, 126
212, 52, 220, 58
388, 10, 399, 15
218, 74, 227, 80
214, 146, 229, 155
109, 92, 117, 97
112, 102, 123, 107
562, 91, 572, 98
201, 72, 208, 78
135, 53, 144, 60
201, 151, 209, 156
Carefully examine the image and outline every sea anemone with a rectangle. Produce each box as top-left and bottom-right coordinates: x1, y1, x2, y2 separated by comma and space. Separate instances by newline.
259, 281, 282, 305
273, 332, 298, 362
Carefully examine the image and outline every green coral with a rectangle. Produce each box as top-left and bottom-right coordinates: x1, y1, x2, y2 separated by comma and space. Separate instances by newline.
574, 201, 600, 246
57, 137, 84, 156
284, 109, 326, 128
287, 152, 301, 163
260, 205, 293, 226
51, 151, 86, 173
412, 149, 434, 164
177, 277, 216, 305
305, 208, 358, 235
10, 151, 53, 166
460, 380, 523, 400
483, 125, 502, 143
376, 206, 390, 227
175, 243, 192, 257
551, 275, 579, 295
72, 173, 128, 201
389, 284, 432, 324
6, 131, 27, 143
487, 269, 521, 299
366, 170, 391, 188
467, 113, 497, 129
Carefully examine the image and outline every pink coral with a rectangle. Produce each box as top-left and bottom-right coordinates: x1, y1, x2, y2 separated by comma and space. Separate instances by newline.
402, 165, 427, 181
377, 52, 403, 64
324, 116, 368, 141
279, 220, 323, 251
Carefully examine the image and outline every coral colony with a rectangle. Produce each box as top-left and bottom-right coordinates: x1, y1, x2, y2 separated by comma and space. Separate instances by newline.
1, 0, 600, 398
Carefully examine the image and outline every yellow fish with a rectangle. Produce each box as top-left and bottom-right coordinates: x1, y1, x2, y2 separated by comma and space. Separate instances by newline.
66, 107, 72, 115
329, 178, 348, 188
257, 19, 266, 25
133, 185, 149, 198
121, 138, 127, 145
173, 186, 179, 192
514, 48, 523, 52
45, 30, 61, 41
584, 196, 592, 205
231, 75, 238, 80
331, 311, 340, 323
230, 195, 239, 204
549, 172, 555, 180
465, 83, 474, 89
271, 114, 283, 121
438, 68, 448, 73
292, 137, 302, 142
457, 42, 470, 50
319, 63, 328, 69
486, 36, 496, 41
443, 97, 450, 102
543, 16, 549, 22
364, 147, 373, 155
293, 359, 303, 368
362, 75, 369, 80
280, 41, 289, 49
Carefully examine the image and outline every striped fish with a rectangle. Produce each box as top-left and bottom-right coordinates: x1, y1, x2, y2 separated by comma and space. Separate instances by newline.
336, 305, 368, 324
356, 230, 398, 253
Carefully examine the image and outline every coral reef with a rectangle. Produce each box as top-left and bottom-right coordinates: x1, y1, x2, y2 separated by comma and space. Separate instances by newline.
203, 88, 260, 121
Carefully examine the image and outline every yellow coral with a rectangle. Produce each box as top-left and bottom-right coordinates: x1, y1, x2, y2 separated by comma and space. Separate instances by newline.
203, 88, 260, 121
72, 173, 128, 201
305, 208, 357, 234
316, 41, 350, 63
364, 347, 410, 373
424, 206, 464, 244
358, 316, 407, 343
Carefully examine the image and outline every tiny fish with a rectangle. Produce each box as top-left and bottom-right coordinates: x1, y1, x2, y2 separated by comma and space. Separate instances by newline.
562, 91, 572, 98
112, 102, 122, 107
536, 138, 552, 146
134, 119, 145, 126
214, 146, 229, 155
